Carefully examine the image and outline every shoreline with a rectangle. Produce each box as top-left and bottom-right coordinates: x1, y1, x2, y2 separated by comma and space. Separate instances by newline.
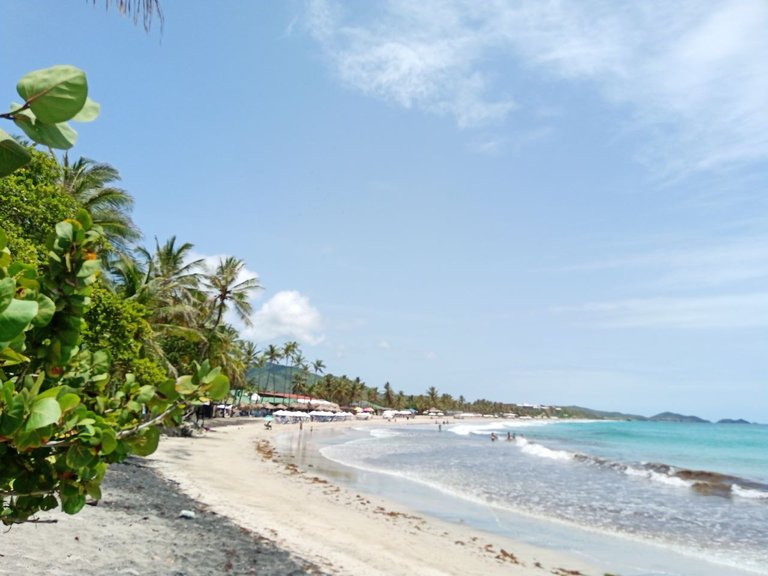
0, 417, 603, 576
148, 417, 603, 576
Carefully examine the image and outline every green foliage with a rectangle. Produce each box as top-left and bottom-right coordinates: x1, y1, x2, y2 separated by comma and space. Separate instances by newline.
82, 285, 164, 386
0, 216, 229, 524
0, 148, 78, 265
0, 65, 100, 177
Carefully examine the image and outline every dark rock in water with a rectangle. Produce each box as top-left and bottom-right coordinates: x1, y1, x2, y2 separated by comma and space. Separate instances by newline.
648, 412, 709, 423
717, 418, 751, 424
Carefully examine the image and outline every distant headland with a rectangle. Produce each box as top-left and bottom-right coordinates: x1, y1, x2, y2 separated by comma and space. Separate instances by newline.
562, 407, 752, 424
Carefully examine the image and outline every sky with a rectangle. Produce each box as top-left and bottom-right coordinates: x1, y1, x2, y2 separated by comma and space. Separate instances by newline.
3, 1, 768, 422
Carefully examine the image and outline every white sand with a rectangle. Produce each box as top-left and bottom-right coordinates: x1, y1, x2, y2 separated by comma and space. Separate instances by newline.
148, 419, 603, 576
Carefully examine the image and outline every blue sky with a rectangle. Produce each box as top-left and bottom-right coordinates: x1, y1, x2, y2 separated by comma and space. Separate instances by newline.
4, 1, 768, 422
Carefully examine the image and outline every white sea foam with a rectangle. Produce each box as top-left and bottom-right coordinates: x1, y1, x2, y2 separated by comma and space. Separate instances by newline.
448, 419, 563, 437
517, 438, 573, 461
368, 428, 401, 439
623, 466, 692, 489
448, 422, 502, 436
732, 484, 768, 500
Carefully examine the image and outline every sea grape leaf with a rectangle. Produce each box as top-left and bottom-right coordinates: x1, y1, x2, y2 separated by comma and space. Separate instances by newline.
76, 259, 101, 279
99, 427, 117, 455
13, 113, 78, 150
0, 128, 31, 177
204, 373, 230, 401
156, 378, 178, 401
57, 393, 81, 413
127, 426, 159, 457
0, 278, 15, 313
0, 347, 29, 366
201, 365, 221, 384
175, 375, 196, 395
91, 350, 110, 373
25, 397, 61, 431
60, 491, 86, 515
16, 65, 88, 124
71, 97, 100, 122
0, 299, 38, 341
32, 294, 55, 327
135, 385, 155, 404
0, 396, 25, 436
66, 444, 97, 469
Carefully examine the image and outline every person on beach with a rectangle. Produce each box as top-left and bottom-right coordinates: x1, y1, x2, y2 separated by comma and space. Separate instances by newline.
506, 432, 512, 441
490, 432, 498, 442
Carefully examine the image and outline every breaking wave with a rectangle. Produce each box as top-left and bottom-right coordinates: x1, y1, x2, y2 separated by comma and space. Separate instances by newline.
514, 438, 768, 501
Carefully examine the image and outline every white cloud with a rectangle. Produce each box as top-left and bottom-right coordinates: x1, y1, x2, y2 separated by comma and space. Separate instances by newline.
555, 293, 768, 329
244, 290, 325, 345
305, 0, 768, 173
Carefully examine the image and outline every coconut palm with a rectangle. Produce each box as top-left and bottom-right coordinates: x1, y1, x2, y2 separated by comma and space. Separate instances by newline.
383, 382, 395, 407
264, 344, 281, 399
312, 359, 325, 379
204, 256, 261, 333
251, 351, 268, 393
147, 236, 205, 328
112, 236, 205, 376
281, 341, 299, 395
97, 0, 163, 30
60, 156, 141, 256
426, 386, 439, 409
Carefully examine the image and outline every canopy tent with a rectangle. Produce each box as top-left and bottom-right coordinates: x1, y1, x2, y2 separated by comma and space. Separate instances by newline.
272, 410, 311, 424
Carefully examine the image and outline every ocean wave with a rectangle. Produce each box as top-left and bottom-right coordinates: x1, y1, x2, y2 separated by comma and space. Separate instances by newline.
448, 420, 556, 436
731, 484, 768, 500
449, 423, 503, 436
512, 438, 768, 501
517, 437, 573, 461
368, 428, 401, 439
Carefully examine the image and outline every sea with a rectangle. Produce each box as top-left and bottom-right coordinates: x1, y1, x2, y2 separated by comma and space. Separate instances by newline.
286, 419, 768, 576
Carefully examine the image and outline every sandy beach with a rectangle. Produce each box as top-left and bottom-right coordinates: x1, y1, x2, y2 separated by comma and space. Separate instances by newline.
0, 418, 604, 576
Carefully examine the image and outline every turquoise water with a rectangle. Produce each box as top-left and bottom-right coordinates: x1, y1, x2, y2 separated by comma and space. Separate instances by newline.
313, 419, 768, 576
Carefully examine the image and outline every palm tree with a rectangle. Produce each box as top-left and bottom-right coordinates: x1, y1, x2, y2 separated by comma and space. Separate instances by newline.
252, 352, 268, 393
204, 256, 262, 333
426, 386, 439, 409
96, 0, 163, 31
113, 236, 205, 376
265, 344, 281, 400
60, 156, 141, 256
312, 359, 325, 380
383, 382, 395, 407
281, 341, 299, 396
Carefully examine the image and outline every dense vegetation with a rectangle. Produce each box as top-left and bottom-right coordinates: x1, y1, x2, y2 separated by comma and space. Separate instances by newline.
0, 66, 236, 524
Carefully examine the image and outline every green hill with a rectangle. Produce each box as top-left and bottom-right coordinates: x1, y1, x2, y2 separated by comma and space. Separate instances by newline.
649, 412, 709, 423
561, 406, 647, 420
246, 363, 321, 396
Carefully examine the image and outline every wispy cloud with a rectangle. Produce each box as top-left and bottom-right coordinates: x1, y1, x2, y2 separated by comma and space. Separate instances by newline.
554, 293, 768, 329
562, 235, 768, 290
305, 0, 768, 173
305, 0, 516, 128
